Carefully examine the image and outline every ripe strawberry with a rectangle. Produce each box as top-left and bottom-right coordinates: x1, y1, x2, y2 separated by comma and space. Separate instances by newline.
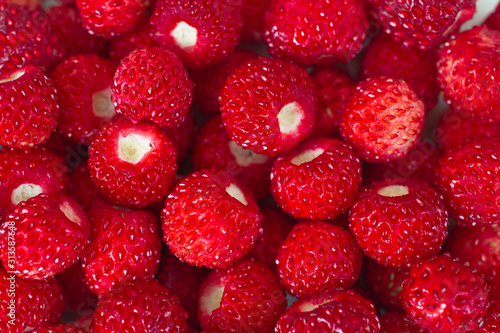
162, 169, 262, 269
437, 26, 500, 121
434, 136, 500, 226
485, 3, 500, 31
56, 261, 97, 313
349, 179, 448, 267
263, 0, 368, 67
340, 77, 425, 163
112, 47, 193, 129
365, 259, 410, 310
477, 298, 500, 333
88, 117, 177, 208
150, 0, 243, 69
380, 311, 431, 333
198, 258, 287, 333
163, 111, 197, 164
30, 324, 84, 333
0, 66, 60, 148
2, 0, 40, 10
220, 57, 317, 157
401, 254, 490, 333
50, 54, 116, 144
81, 200, 161, 296
277, 221, 363, 299
240, 0, 269, 43
192, 116, 272, 202
68, 162, 104, 211
370, 0, 476, 50
91, 279, 189, 332
108, 20, 157, 66
275, 290, 380, 333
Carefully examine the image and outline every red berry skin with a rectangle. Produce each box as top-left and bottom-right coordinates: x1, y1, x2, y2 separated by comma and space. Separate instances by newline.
68, 162, 104, 211
275, 290, 380, 333
380, 311, 431, 333
50, 54, 116, 144
220, 58, 317, 157
370, 0, 476, 50
112, 47, 193, 129
163, 111, 197, 164
0, 193, 90, 280
88, 117, 178, 208
108, 20, 157, 67
30, 324, 85, 333
271, 137, 362, 220
240, 0, 269, 43
401, 254, 490, 333
91, 279, 189, 333
477, 299, 500, 333
340, 77, 425, 163
199, 258, 287, 333
0, 267, 64, 332
192, 116, 272, 202
277, 221, 363, 299
162, 169, 262, 269
0, 66, 60, 148
263, 0, 367, 67
56, 261, 97, 313
365, 259, 410, 310
349, 179, 448, 267
81, 200, 161, 297
437, 26, 500, 121
434, 137, 500, 227
2, 0, 40, 10
485, 3, 500, 31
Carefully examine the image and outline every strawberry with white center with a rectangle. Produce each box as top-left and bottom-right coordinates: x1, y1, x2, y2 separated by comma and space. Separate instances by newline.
220, 57, 317, 157
88, 117, 177, 208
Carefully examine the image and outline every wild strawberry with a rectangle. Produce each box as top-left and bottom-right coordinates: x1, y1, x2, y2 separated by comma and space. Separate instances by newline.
401, 254, 490, 333
485, 3, 500, 31
263, 0, 368, 67
240, 0, 269, 43
220, 57, 317, 157
163, 111, 197, 164
380, 311, 431, 333
477, 299, 500, 333
0, 66, 60, 148
162, 169, 262, 269
275, 290, 380, 333
365, 259, 410, 310
81, 200, 161, 296
192, 116, 272, 202
150, 0, 243, 69
88, 117, 177, 208
56, 261, 97, 314
198, 258, 287, 333
30, 324, 84, 333
340, 77, 425, 163
112, 47, 193, 129
68, 162, 104, 211
108, 20, 157, 66
349, 179, 448, 267
434, 136, 500, 226
50, 54, 116, 144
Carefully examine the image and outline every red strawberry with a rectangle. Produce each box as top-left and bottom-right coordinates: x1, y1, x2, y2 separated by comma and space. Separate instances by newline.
380, 311, 431, 333
56, 261, 97, 313
263, 0, 368, 67
81, 200, 161, 296
277, 221, 363, 299
240, 0, 269, 43
31, 324, 84, 333
401, 254, 490, 333
150, 0, 243, 69
108, 20, 157, 66
275, 290, 380, 333
434, 136, 500, 227
198, 258, 287, 333
112, 47, 193, 129
485, 3, 500, 31
477, 298, 500, 333
162, 169, 262, 269
349, 179, 448, 267
220, 57, 317, 157
365, 259, 410, 310
437, 26, 500, 121
0, 66, 60, 148
68, 162, 104, 211
271, 137, 362, 220
192, 116, 272, 202
340, 77, 425, 163
2, 0, 39, 10
50, 54, 116, 144
91, 279, 189, 332
163, 111, 197, 164
88, 117, 178, 208
370, 0, 476, 50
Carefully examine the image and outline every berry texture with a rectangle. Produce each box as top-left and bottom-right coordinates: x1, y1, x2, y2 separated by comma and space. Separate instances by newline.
56, 261, 97, 313
365, 259, 410, 310
163, 111, 197, 164
68, 161, 104, 211
108, 20, 157, 66
240, 0, 269, 43
30, 324, 84, 333
477, 298, 500, 333
380, 311, 431, 333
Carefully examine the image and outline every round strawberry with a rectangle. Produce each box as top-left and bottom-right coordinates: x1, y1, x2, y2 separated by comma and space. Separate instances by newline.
365, 259, 410, 310
108, 20, 157, 66
50, 54, 116, 144
30, 324, 84, 333
0, 66, 60, 148
220, 57, 317, 157
349, 179, 448, 267
271, 137, 362, 220
401, 254, 490, 333
112, 47, 193, 129
340, 77, 425, 163
163, 111, 197, 164
68, 161, 104, 211
81, 200, 161, 296
263, 0, 367, 67
91, 279, 189, 332
199, 258, 287, 333
380, 311, 431, 333
162, 169, 262, 269
240, 0, 269, 43
56, 261, 97, 313
277, 221, 363, 299
275, 290, 380, 333
150, 0, 242, 69
88, 117, 177, 208
485, 3, 500, 31
477, 298, 500, 333
435, 136, 500, 226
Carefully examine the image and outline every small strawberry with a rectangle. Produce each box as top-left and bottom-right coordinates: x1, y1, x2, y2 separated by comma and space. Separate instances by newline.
108, 20, 157, 66
68, 162, 104, 211
163, 111, 197, 164
485, 3, 500, 31
477, 298, 500, 333
380, 311, 431, 333
365, 259, 410, 310
240, 0, 269, 43
56, 261, 97, 314
30, 324, 84, 333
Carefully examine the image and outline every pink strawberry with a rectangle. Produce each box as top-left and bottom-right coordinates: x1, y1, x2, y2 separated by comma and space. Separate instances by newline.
31, 324, 84, 333
56, 261, 97, 313
68, 162, 104, 211
240, 0, 269, 43
108, 20, 157, 66
379, 311, 431, 333
365, 259, 410, 310
485, 3, 500, 31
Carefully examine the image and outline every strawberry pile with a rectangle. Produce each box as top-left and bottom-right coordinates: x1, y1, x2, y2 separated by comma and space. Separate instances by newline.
0, 0, 499, 332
